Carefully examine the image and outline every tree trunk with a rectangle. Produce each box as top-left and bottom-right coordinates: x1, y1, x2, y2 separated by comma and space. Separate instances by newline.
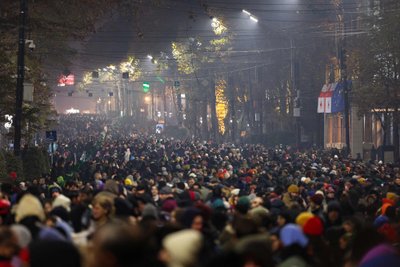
209, 79, 218, 143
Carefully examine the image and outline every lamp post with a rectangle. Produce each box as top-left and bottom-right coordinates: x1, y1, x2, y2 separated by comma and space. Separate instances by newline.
14, 0, 27, 156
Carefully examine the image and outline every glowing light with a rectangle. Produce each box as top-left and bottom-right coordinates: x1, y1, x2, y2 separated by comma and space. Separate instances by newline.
250, 16, 258, 23
66, 108, 80, 114
144, 96, 151, 103
147, 55, 153, 60
211, 17, 227, 35
4, 115, 13, 130
242, 9, 251, 15
215, 79, 228, 134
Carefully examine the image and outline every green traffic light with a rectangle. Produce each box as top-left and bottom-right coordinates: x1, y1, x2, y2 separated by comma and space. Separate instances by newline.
143, 82, 150, 93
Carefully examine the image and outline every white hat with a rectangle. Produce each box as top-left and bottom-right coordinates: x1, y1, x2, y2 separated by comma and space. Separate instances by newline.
231, 188, 240, 196
163, 230, 202, 267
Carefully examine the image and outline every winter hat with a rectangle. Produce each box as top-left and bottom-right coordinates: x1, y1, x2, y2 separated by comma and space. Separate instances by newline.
0, 199, 11, 215
52, 194, 71, 212
104, 180, 119, 195
249, 206, 269, 225
231, 188, 240, 196
10, 224, 32, 248
236, 196, 251, 214
162, 229, 203, 267
359, 244, 400, 267
287, 184, 299, 194
124, 178, 133, 186
162, 199, 178, 213
303, 216, 324, 236
160, 186, 173, 195
373, 215, 389, 228
142, 203, 159, 220
15, 194, 46, 223
280, 224, 308, 248
211, 199, 226, 211
295, 212, 314, 227
310, 194, 324, 206
56, 176, 65, 187
386, 192, 399, 202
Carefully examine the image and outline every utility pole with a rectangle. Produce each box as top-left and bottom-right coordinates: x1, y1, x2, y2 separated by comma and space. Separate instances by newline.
339, 1, 351, 157
14, 0, 27, 156
291, 38, 301, 148
341, 48, 350, 156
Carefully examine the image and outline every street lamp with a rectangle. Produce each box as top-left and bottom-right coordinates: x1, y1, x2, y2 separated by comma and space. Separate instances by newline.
242, 9, 258, 23
147, 55, 153, 60
242, 9, 251, 15
250, 16, 258, 23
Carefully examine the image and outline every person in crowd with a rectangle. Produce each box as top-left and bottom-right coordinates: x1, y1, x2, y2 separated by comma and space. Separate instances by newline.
0, 114, 399, 267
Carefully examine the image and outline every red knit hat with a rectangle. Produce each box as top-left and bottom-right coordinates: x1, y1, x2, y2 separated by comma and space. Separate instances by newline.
303, 216, 324, 236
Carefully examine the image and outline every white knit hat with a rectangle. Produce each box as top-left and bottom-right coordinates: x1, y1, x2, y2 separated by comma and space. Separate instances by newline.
162, 229, 203, 267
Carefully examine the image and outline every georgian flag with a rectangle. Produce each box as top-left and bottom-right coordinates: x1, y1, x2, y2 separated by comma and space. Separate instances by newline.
317, 83, 336, 113
317, 97, 325, 113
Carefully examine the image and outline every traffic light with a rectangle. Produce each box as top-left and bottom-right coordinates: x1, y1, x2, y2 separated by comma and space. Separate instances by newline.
143, 82, 150, 93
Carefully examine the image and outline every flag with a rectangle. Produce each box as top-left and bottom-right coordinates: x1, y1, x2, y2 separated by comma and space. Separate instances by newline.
326, 96, 332, 113
58, 74, 75, 86
317, 83, 335, 113
317, 97, 325, 113
331, 82, 345, 113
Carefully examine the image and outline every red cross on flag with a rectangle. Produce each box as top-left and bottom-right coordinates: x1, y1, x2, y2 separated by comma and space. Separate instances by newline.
317, 83, 336, 113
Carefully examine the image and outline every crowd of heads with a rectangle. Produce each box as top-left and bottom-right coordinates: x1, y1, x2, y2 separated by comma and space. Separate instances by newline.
0, 114, 400, 267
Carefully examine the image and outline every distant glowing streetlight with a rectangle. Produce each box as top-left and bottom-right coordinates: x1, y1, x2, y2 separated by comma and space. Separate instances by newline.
147, 55, 153, 60
250, 15, 258, 23
242, 9, 258, 23
211, 17, 227, 35
242, 9, 251, 15
211, 17, 219, 27
144, 96, 151, 103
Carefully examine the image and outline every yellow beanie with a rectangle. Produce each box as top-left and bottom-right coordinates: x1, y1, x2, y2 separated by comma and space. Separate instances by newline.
386, 192, 398, 202
288, 184, 299, 193
295, 212, 314, 227
124, 178, 133, 186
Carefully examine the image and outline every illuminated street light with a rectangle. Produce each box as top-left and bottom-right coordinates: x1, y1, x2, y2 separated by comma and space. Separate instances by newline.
144, 95, 151, 103
242, 9, 258, 23
242, 9, 251, 15
147, 55, 153, 60
211, 17, 227, 35
250, 15, 258, 23
211, 17, 219, 28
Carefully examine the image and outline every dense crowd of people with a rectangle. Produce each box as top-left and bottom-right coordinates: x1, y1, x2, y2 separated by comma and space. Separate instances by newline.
0, 114, 400, 267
